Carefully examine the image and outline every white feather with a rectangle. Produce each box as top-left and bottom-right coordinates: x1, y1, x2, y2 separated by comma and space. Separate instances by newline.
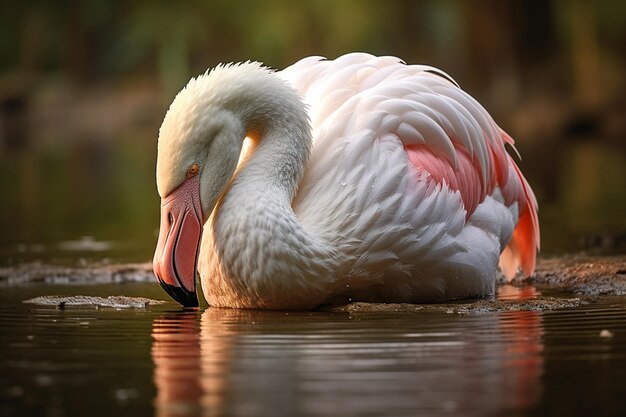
156, 53, 539, 309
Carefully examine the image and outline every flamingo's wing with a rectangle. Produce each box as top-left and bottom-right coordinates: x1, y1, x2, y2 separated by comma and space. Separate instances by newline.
280, 53, 539, 279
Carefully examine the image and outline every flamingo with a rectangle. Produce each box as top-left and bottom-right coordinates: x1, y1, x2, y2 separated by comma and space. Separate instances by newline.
152, 53, 539, 309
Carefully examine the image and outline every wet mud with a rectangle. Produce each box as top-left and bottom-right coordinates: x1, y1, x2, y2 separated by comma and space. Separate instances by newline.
23, 295, 166, 309
0, 262, 153, 287
4, 255, 625, 313
323, 296, 588, 314
523, 255, 626, 296
329, 255, 624, 313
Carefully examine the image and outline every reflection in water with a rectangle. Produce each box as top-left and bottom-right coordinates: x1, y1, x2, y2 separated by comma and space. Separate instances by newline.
497, 284, 540, 300
151, 307, 544, 417
152, 311, 204, 416
499, 310, 544, 410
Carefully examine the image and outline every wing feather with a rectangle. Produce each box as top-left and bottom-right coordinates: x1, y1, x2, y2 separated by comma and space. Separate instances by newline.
281, 53, 539, 280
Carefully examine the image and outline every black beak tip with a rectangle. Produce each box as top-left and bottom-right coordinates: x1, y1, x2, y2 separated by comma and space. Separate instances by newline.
158, 280, 199, 308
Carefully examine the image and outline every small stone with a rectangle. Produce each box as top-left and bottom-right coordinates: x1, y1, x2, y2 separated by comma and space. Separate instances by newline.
599, 329, 614, 338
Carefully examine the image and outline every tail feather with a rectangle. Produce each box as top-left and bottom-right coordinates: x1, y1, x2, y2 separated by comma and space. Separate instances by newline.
498, 133, 540, 279
499, 204, 538, 278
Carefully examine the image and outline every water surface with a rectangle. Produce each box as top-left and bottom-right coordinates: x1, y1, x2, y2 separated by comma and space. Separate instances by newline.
1, 283, 625, 417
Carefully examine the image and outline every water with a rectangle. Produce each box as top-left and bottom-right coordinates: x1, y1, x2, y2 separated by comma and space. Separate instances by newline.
1, 282, 625, 417
0, 124, 624, 416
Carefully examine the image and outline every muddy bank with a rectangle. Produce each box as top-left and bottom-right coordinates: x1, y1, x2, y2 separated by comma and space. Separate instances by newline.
329, 255, 624, 313
521, 255, 626, 296
23, 295, 165, 309
2, 254, 625, 297
324, 297, 588, 314
0, 262, 153, 287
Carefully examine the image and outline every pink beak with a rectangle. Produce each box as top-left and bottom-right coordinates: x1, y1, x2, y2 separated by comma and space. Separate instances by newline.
153, 176, 203, 307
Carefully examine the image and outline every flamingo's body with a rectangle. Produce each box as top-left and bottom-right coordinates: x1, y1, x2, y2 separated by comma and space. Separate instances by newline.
153, 53, 539, 309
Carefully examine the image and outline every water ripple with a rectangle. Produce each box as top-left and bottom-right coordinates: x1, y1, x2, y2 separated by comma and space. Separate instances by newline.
1, 285, 625, 416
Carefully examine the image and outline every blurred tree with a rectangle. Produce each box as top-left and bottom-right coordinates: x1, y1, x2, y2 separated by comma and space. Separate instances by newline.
0, 0, 624, 256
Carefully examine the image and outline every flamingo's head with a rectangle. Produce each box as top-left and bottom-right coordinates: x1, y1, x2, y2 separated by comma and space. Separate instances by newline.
152, 70, 249, 307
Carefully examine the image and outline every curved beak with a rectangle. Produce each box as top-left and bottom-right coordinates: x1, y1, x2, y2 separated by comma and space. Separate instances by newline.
153, 176, 203, 307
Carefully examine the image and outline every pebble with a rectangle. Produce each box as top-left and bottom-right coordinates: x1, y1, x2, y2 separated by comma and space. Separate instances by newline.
599, 329, 614, 338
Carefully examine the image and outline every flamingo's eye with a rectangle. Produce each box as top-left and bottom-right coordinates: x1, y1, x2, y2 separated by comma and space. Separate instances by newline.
187, 163, 199, 178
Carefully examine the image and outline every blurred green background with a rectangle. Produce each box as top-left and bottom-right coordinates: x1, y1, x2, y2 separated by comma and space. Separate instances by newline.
0, 0, 624, 265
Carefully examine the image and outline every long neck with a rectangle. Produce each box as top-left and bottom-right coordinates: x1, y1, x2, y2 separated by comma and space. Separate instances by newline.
205, 72, 339, 309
